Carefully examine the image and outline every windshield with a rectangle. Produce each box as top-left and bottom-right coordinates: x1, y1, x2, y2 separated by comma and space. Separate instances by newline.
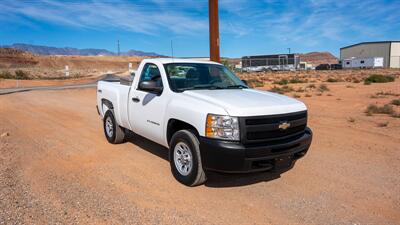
164, 63, 247, 92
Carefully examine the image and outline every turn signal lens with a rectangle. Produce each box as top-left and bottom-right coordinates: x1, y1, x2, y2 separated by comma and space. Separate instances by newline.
206, 114, 239, 140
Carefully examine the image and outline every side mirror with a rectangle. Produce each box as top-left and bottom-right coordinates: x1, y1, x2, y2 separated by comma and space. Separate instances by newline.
241, 79, 248, 85
139, 80, 163, 95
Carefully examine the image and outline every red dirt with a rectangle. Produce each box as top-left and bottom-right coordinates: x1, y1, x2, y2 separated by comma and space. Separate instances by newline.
0, 79, 399, 224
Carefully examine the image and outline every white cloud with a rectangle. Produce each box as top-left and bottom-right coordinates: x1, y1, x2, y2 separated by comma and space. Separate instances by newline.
0, 0, 208, 36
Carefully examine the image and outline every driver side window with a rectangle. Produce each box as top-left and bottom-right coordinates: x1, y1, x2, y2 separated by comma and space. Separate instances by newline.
139, 63, 163, 90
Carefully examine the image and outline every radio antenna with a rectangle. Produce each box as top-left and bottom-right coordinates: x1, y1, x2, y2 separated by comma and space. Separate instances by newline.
170, 40, 174, 60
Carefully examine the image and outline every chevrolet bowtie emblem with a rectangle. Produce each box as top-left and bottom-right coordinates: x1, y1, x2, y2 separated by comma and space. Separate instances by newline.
278, 122, 291, 130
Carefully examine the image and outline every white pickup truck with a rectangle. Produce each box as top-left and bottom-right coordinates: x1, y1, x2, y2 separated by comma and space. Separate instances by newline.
97, 58, 312, 186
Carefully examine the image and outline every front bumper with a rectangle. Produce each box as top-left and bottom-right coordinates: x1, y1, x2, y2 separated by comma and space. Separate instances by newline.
199, 127, 312, 173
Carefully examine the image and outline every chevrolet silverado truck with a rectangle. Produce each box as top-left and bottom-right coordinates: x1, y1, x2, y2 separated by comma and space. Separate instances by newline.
97, 58, 312, 186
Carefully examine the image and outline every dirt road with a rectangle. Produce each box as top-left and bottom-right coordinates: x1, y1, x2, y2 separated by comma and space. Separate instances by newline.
0, 81, 399, 224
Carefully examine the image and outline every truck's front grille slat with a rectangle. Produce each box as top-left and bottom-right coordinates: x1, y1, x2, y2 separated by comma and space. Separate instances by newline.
241, 111, 308, 144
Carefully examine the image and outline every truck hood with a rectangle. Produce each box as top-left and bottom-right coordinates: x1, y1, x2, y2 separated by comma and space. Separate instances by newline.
182, 89, 307, 117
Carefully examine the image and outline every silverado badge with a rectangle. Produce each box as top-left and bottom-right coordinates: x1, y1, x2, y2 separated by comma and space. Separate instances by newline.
278, 122, 291, 130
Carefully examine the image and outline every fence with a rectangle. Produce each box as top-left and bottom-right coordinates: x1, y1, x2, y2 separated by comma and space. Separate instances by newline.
240, 55, 301, 72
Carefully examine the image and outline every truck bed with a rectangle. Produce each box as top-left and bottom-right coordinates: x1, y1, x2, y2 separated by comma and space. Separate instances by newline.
97, 80, 131, 129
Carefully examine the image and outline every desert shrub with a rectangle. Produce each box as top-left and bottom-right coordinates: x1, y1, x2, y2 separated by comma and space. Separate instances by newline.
247, 78, 264, 87
347, 117, 355, 123
365, 104, 394, 115
318, 84, 329, 92
364, 74, 395, 85
391, 99, 400, 106
306, 84, 316, 89
292, 94, 301, 98
326, 77, 339, 82
273, 79, 288, 85
269, 85, 294, 94
305, 94, 312, 97
15, 70, 31, 80
376, 91, 400, 97
377, 122, 389, 127
0, 71, 14, 79
289, 78, 306, 83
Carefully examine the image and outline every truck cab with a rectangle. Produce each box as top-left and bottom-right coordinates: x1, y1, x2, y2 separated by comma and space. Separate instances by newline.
97, 58, 312, 186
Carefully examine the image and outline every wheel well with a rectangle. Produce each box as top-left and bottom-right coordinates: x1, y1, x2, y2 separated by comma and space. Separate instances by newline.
167, 119, 199, 145
101, 99, 114, 109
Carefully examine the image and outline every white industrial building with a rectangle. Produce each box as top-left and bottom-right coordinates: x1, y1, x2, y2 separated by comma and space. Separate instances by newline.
340, 41, 400, 68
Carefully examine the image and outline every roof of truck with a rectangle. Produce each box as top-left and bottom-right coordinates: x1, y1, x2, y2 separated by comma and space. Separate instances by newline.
144, 58, 222, 65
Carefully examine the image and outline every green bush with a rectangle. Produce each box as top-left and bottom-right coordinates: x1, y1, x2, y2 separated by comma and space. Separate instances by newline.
15, 70, 31, 80
364, 74, 395, 85
0, 71, 14, 79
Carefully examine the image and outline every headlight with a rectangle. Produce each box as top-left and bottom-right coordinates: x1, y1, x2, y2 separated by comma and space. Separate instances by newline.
206, 114, 240, 141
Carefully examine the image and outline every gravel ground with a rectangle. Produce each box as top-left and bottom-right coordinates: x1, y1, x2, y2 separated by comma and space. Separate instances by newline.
0, 81, 399, 224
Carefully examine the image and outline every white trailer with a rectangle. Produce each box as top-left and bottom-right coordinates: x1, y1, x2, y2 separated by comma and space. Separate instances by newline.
342, 57, 384, 69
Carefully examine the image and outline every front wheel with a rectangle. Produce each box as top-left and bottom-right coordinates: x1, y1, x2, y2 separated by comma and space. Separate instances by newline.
169, 130, 207, 186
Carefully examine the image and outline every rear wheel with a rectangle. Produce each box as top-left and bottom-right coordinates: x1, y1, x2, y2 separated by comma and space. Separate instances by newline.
169, 130, 207, 186
103, 110, 125, 144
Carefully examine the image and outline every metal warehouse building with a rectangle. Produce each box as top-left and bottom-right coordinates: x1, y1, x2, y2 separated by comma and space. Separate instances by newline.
340, 41, 400, 68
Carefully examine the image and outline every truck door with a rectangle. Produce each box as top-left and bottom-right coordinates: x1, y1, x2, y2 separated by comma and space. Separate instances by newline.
128, 63, 168, 145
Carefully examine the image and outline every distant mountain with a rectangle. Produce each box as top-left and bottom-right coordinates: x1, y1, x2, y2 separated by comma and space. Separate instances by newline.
2, 43, 163, 57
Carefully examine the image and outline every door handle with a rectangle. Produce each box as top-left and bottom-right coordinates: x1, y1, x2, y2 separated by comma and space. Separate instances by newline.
132, 97, 140, 103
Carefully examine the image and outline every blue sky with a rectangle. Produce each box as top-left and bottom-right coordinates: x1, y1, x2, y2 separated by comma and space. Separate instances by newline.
0, 0, 399, 57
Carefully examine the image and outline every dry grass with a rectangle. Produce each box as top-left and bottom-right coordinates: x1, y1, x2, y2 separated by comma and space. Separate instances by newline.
318, 84, 330, 92
269, 85, 294, 94
246, 78, 264, 87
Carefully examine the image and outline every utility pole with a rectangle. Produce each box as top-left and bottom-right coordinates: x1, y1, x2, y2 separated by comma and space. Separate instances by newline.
117, 40, 120, 56
209, 0, 220, 62
288, 48, 291, 54
170, 40, 174, 59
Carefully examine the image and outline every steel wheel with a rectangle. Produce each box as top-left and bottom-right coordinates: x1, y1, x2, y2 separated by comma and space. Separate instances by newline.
105, 116, 114, 138
173, 142, 193, 176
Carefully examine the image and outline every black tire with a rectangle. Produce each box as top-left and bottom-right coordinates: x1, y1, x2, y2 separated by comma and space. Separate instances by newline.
103, 110, 125, 144
169, 130, 207, 186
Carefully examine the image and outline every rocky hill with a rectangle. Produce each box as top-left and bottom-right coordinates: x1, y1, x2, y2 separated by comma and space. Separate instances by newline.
298, 52, 338, 66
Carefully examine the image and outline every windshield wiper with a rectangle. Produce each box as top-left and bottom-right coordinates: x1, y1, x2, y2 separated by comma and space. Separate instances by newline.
225, 84, 248, 89
178, 84, 224, 91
